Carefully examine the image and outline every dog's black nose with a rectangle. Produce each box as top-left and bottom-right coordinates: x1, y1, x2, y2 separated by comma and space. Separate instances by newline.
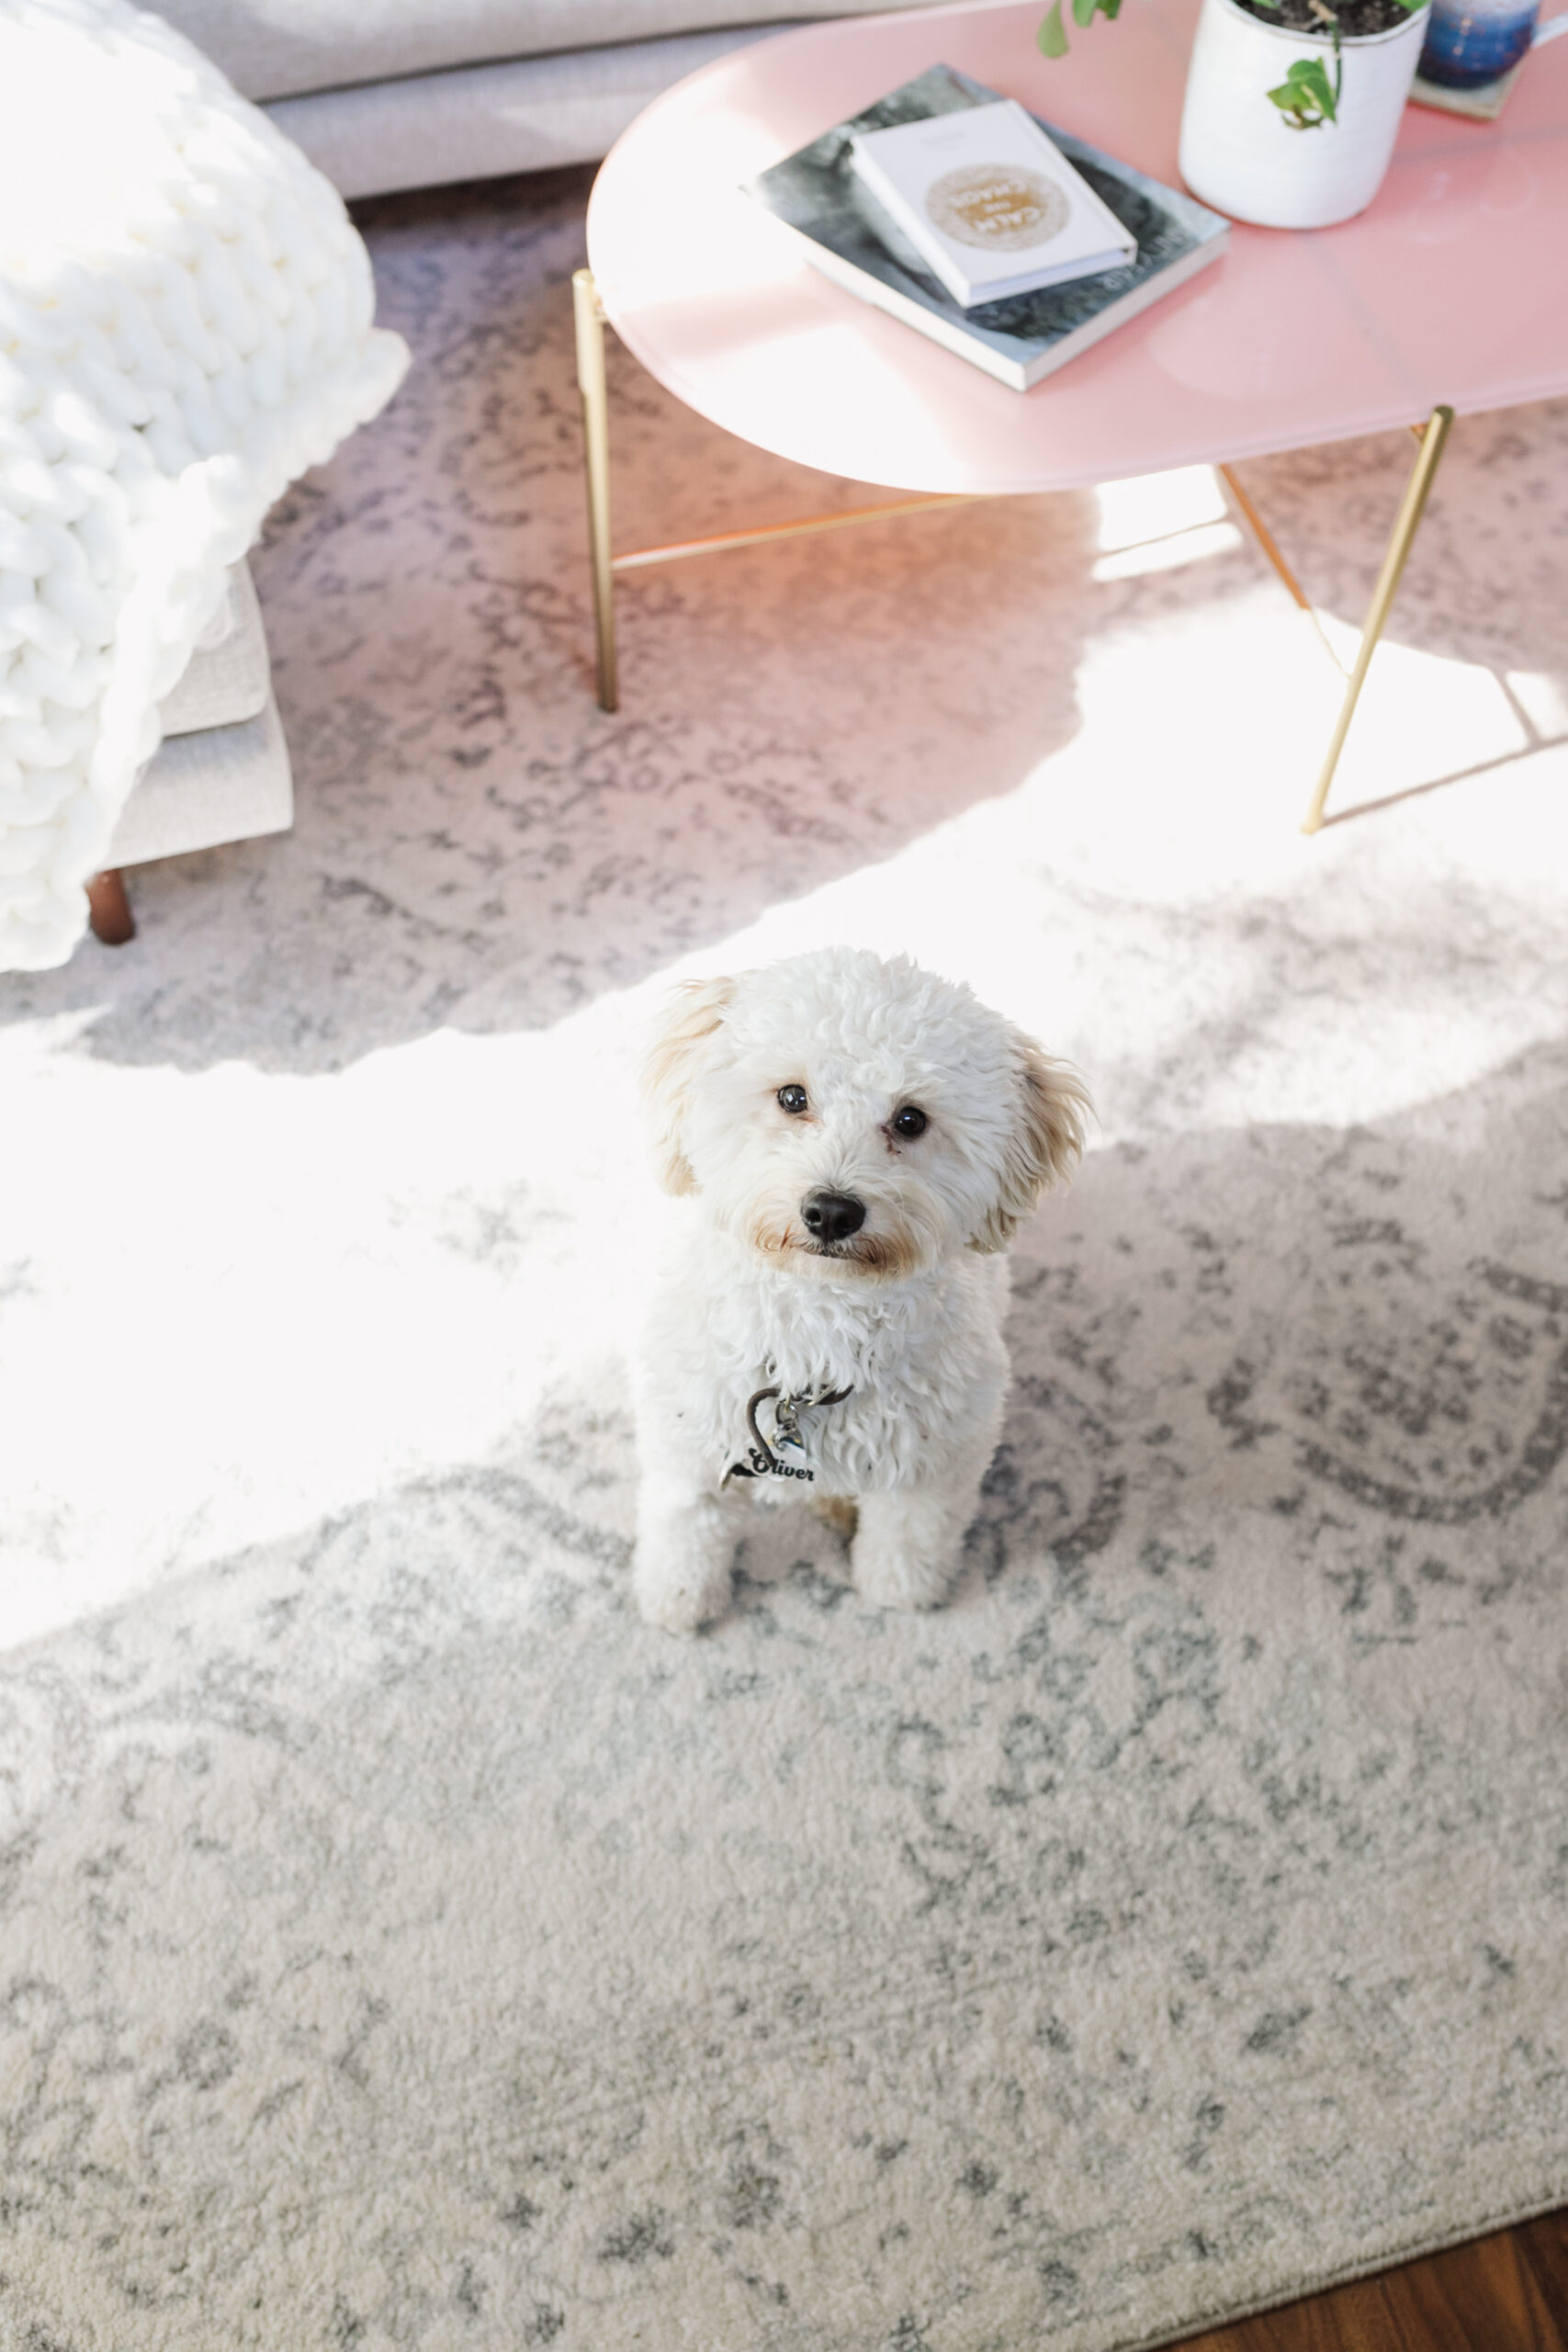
802, 1190, 865, 1243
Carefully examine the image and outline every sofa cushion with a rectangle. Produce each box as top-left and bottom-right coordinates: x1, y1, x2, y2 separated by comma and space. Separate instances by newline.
267, 28, 784, 198
152, 0, 953, 103
107, 690, 291, 868
159, 564, 271, 737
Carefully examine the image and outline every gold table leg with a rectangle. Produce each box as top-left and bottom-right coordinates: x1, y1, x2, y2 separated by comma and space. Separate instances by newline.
573, 266, 617, 713
1220, 460, 1346, 677
1301, 404, 1454, 834
611, 492, 986, 570
571, 286, 1451, 831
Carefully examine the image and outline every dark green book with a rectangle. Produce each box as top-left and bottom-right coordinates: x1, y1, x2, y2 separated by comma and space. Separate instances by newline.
746, 63, 1229, 391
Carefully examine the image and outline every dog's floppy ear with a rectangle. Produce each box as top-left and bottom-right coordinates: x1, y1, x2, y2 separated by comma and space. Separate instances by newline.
642, 975, 736, 1196
970, 1032, 1091, 1253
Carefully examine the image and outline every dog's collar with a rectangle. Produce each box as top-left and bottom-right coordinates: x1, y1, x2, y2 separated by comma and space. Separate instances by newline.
722, 1383, 852, 1488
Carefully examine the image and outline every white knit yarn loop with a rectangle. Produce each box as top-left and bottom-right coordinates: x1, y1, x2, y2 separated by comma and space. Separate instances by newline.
0, 0, 408, 968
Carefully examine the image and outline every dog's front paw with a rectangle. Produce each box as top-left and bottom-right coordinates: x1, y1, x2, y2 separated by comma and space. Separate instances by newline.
633, 1500, 737, 1634
852, 1542, 954, 1611
635, 1554, 733, 1634
851, 1488, 965, 1611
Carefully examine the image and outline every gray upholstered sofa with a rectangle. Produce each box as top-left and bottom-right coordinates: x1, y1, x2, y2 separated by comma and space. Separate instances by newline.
152, 2, 947, 199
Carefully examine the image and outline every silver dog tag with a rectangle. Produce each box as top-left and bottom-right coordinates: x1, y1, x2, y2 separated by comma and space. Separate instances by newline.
720, 1383, 850, 1489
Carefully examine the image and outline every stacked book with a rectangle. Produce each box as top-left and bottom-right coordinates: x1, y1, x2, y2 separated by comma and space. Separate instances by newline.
747, 64, 1229, 391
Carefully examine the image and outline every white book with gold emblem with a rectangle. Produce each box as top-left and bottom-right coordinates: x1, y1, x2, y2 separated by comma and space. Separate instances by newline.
850, 96, 1137, 309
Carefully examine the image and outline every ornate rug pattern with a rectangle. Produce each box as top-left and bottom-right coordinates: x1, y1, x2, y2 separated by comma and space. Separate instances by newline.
3, 166, 1568, 2352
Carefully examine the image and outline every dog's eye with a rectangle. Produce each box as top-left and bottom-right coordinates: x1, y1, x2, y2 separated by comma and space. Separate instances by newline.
892, 1105, 928, 1139
777, 1084, 808, 1115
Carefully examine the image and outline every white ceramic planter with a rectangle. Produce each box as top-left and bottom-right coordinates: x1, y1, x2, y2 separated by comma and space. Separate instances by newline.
1179, 0, 1430, 229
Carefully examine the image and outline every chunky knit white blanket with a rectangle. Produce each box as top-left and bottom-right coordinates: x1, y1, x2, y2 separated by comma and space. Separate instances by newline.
0, 0, 408, 969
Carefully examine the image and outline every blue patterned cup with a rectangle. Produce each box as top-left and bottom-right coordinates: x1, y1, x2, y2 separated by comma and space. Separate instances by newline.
1419, 0, 1538, 85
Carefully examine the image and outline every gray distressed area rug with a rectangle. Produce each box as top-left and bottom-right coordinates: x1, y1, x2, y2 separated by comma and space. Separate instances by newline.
3, 167, 1568, 2352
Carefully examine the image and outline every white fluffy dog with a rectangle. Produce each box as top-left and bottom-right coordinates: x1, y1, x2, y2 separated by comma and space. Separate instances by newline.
632, 947, 1090, 1633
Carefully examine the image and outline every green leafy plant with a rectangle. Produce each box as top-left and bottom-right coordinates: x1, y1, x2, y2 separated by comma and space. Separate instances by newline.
1038, 0, 1422, 130
1256, 0, 1343, 125
1037, 0, 1122, 61
1266, 48, 1342, 123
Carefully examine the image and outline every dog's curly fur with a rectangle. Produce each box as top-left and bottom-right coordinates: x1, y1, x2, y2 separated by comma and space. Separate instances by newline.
633, 947, 1090, 1632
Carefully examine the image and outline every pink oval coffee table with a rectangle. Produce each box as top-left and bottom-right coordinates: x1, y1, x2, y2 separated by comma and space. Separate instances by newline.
580, 0, 1568, 825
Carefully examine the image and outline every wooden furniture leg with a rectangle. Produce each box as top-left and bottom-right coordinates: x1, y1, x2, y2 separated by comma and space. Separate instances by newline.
85, 868, 136, 944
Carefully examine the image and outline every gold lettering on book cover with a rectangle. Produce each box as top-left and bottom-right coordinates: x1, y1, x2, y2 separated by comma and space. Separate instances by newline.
926, 164, 1069, 251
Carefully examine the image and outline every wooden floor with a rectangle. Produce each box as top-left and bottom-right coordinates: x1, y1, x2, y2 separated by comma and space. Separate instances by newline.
1178, 2207, 1567, 2351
